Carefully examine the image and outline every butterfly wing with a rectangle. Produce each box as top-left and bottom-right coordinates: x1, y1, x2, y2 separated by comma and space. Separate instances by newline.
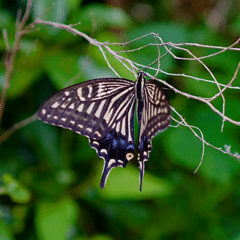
138, 79, 171, 191
38, 78, 136, 188
90, 92, 136, 188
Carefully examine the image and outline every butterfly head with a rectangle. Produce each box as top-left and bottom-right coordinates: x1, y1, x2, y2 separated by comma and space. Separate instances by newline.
135, 71, 146, 101
137, 71, 146, 83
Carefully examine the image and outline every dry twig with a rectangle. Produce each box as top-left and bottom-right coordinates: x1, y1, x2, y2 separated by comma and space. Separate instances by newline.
0, 0, 239, 168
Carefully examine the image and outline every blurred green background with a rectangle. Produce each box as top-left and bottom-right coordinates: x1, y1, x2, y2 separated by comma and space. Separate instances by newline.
0, 0, 240, 239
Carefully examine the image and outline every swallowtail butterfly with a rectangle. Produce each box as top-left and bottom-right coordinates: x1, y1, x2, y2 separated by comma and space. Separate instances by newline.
38, 71, 171, 191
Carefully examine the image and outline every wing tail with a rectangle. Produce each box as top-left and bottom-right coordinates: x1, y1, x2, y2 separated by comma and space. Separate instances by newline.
138, 160, 145, 192
138, 136, 152, 191
100, 160, 114, 189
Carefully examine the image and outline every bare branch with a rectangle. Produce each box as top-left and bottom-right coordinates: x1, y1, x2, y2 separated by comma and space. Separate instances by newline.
1, 2, 239, 168
0, 0, 34, 126
34, 20, 239, 129
209, 62, 240, 101
2, 29, 10, 52
170, 107, 240, 162
0, 113, 38, 145
17, 0, 33, 31
31, 18, 240, 160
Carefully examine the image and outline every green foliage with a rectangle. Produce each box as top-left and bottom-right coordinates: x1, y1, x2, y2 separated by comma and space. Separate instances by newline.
93, 165, 173, 201
0, 0, 240, 240
35, 196, 79, 240
72, 3, 133, 33
0, 218, 13, 240
2, 174, 31, 204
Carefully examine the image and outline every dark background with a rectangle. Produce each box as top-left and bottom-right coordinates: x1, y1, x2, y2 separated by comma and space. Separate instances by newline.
0, 0, 240, 239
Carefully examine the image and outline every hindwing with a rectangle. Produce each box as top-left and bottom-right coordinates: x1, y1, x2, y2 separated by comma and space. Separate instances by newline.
90, 93, 136, 188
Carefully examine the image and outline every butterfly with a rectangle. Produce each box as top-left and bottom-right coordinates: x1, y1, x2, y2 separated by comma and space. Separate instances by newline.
37, 71, 171, 191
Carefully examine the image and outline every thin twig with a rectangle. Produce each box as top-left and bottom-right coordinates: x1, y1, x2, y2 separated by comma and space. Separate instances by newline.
0, 0, 33, 126
2, 30, 10, 52
0, 113, 38, 145
170, 108, 240, 161
209, 62, 240, 101
17, 0, 33, 31
33, 19, 239, 127
1, 3, 239, 167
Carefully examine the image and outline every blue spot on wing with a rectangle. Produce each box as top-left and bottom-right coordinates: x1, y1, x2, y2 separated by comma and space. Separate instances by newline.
120, 139, 126, 147
112, 138, 118, 149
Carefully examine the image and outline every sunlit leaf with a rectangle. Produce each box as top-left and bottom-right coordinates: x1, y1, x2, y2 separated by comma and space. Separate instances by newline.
87, 164, 173, 201
35, 196, 79, 240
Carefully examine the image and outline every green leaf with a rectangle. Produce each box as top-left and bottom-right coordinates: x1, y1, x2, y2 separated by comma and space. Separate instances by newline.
126, 22, 187, 73
165, 123, 240, 184
77, 234, 114, 240
32, 0, 69, 36
35, 196, 79, 240
0, 10, 15, 35
128, 22, 188, 44
7, 68, 42, 98
44, 51, 82, 89
2, 174, 31, 204
7, 40, 45, 98
78, 56, 113, 80
90, 234, 114, 240
74, 3, 132, 32
64, 0, 83, 10
0, 219, 13, 240
31, 121, 62, 170
165, 127, 203, 170
89, 164, 173, 200
231, 12, 240, 35
88, 32, 134, 79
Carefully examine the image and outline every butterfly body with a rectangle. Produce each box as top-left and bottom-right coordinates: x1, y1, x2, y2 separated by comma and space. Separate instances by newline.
38, 72, 171, 191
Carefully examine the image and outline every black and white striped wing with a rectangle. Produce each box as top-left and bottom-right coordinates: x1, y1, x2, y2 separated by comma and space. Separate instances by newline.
38, 78, 136, 188
138, 79, 171, 190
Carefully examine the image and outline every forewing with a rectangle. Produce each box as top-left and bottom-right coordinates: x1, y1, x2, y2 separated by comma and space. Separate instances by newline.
38, 78, 135, 140
37, 78, 136, 188
138, 79, 171, 190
